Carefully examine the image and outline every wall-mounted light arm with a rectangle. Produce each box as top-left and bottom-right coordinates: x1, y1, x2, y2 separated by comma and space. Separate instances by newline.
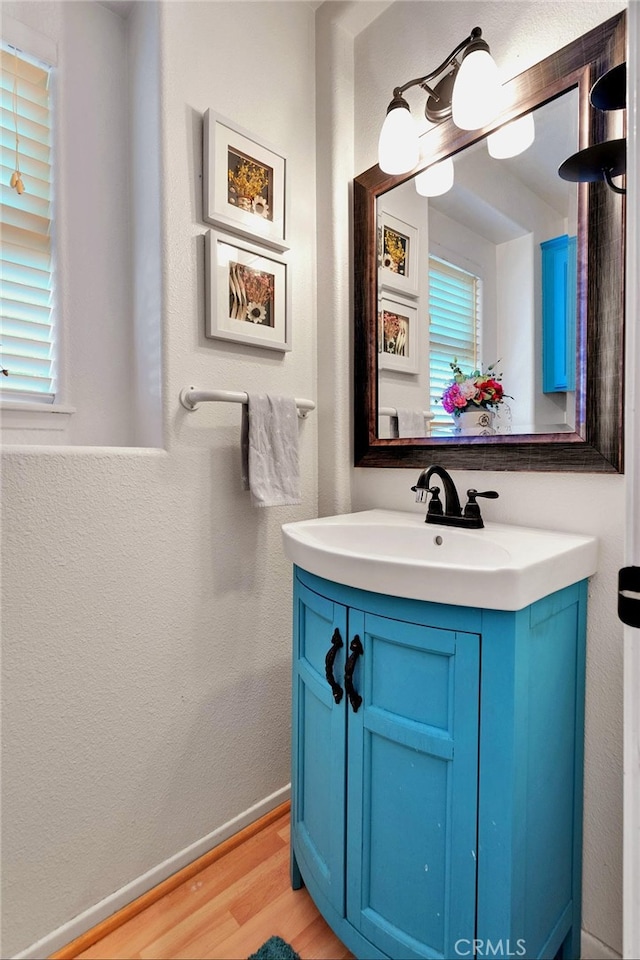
603, 166, 626, 195
387, 28, 482, 103
558, 140, 626, 195
558, 62, 626, 196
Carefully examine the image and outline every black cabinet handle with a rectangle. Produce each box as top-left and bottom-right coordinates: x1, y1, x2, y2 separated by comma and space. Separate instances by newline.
344, 635, 363, 713
325, 628, 344, 703
619, 566, 640, 627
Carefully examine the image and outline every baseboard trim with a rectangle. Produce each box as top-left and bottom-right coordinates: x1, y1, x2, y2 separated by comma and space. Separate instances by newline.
13, 786, 291, 960
16, 800, 620, 960
581, 929, 622, 960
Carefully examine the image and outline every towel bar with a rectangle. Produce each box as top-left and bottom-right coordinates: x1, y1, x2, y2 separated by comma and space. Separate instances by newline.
378, 407, 435, 420
179, 387, 316, 419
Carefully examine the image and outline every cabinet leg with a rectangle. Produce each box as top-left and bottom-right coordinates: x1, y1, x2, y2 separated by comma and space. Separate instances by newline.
291, 847, 304, 891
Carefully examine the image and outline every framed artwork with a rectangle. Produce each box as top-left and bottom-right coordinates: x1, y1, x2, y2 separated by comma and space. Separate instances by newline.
205, 230, 291, 352
377, 211, 418, 297
203, 110, 288, 251
378, 292, 419, 374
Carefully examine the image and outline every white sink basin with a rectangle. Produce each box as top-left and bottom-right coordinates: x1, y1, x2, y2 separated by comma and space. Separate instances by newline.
282, 509, 598, 611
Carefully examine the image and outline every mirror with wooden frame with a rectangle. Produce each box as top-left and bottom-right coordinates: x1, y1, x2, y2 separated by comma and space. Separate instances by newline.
354, 11, 625, 472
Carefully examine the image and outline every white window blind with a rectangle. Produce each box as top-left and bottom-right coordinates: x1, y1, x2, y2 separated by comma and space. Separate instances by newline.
428, 255, 481, 426
1, 42, 54, 403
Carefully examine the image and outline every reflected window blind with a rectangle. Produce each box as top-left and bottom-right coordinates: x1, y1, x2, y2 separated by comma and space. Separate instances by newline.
0, 43, 54, 403
428, 256, 481, 425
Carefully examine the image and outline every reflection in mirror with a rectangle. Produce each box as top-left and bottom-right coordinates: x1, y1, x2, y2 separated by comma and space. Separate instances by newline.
377, 89, 580, 440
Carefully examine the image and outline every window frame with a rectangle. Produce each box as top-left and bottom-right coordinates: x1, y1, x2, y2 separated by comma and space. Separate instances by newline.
0, 14, 73, 429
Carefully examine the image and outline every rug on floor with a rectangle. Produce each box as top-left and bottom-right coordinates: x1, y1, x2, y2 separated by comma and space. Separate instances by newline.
248, 934, 301, 960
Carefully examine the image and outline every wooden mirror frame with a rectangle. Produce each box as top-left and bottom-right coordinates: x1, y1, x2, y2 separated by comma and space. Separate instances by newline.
354, 11, 625, 472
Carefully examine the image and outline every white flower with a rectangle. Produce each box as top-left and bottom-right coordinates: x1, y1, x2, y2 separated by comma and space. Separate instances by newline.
252, 196, 270, 218
460, 378, 479, 399
246, 302, 266, 324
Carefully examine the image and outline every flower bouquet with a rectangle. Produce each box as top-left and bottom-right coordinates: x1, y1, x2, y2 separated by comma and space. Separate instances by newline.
380, 228, 406, 274
228, 159, 270, 218
441, 359, 506, 416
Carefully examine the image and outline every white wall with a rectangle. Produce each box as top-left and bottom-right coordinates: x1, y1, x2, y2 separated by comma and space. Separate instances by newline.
496, 233, 537, 425
0, 2, 317, 956
338, 2, 626, 956
315, 0, 357, 517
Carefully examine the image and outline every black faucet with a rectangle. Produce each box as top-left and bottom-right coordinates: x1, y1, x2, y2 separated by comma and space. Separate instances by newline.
411, 464, 499, 529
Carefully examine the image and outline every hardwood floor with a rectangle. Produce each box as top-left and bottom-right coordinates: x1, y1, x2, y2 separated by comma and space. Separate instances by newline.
71, 810, 353, 960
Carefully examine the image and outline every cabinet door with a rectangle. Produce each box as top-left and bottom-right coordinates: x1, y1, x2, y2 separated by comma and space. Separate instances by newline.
291, 580, 347, 916
541, 234, 577, 393
346, 611, 480, 960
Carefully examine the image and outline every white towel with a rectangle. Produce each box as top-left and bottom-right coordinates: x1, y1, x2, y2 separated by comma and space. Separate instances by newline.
396, 409, 425, 438
241, 394, 302, 507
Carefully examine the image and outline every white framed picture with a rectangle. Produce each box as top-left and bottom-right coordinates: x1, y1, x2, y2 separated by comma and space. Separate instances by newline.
377, 210, 419, 297
205, 230, 291, 352
203, 110, 288, 251
378, 291, 419, 374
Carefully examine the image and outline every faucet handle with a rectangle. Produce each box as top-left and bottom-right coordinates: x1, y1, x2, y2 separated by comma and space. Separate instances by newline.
467, 489, 499, 500
463, 488, 499, 519
426, 485, 444, 516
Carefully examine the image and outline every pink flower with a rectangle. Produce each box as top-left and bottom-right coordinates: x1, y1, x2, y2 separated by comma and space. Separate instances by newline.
442, 383, 466, 413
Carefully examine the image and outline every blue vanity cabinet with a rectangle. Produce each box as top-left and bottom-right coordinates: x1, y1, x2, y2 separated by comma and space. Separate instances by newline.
291, 567, 588, 960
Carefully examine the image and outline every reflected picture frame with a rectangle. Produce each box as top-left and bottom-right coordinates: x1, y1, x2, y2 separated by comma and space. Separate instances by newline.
377, 210, 419, 298
203, 110, 289, 251
378, 291, 419, 374
205, 230, 291, 352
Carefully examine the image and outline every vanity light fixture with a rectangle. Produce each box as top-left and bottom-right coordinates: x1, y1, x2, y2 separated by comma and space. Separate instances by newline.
487, 113, 535, 159
415, 158, 455, 197
378, 96, 420, 175
378, 27, 503, 175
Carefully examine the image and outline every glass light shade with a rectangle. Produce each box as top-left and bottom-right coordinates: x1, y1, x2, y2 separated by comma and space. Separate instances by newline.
378, 104, 420, 174
415, 158, 454, 197
487, 113, 535, 159
451, 48, 502, 130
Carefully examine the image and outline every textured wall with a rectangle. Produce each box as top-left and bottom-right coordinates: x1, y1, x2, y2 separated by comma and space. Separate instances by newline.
344, 2, 627, 954
1, 2, 318, 956
315, 2, 355, 517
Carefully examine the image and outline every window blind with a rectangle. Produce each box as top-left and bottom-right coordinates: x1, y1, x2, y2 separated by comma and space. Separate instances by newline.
0, 43, 54, 403
428, 256, 481, 425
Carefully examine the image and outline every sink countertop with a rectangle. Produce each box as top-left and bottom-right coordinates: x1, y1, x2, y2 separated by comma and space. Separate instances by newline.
282, 509, 598, 611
